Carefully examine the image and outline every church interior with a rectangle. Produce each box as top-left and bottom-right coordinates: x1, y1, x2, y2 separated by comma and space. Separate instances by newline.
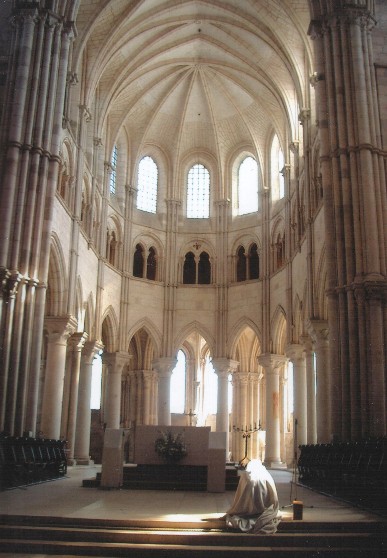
0, 0, 387, 539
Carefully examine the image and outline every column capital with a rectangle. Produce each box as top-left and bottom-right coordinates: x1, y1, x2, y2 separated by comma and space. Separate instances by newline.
211, 357, 239, 377
258, 353, 288, 371
143, 370, 157, 382
307, 319, 329, 345
285, 343, 305, 362
45, 315, 77, 342
68, 331, 88, 351
103, 351, 131, 373
152, 356, 177, 377
231, 370, 250, 384
82, 340, 104, 364
300, 334, 313, 352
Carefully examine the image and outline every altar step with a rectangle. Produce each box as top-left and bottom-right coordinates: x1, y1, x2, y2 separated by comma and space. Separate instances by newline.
0, 514, 386, 557
82, 464, 240, 491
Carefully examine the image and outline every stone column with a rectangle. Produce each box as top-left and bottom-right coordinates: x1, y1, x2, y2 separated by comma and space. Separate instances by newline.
308, 320, 330, 442
213, 358, 238, 462
301, 335, 317, 444
103, 352, 131, 429
143, 370, 156, 425
258, 354, 288, 467
74, 341, 103, 465
153, 357, 177, 426
0, 272, 21, 434
286, 344, 307, 447
65, 332, 88, 464
212, 358, 238, 435
40, 317, 77, 439
231, 371, 249, 461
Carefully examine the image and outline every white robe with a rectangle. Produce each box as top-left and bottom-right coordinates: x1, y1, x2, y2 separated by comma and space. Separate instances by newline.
225, 460, 281, 534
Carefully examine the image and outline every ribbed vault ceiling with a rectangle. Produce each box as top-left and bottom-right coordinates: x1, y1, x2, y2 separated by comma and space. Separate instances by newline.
75, 0, 313, 170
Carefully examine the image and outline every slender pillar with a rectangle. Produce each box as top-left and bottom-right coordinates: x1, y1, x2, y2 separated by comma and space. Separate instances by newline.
231, 370, 249, 460
40, 317, 77, 439
143, 370, 156, 425
74, 341, 103, 465
0, 273, 21, 433
258, 354, 287, 466
153, 357, 177, 426
308, 320, 330, 442
301, 335, 317, 444
212, 358, 238, 432
286, 344, 307, 447
103, 352, 131, 429
65, 332, 88, 464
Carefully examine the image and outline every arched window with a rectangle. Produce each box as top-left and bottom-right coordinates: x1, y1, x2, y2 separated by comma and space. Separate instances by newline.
90, 351, 103, 409
183, 251, 212, 284
183, 252, 196, 284
110, 145, 117, 195
187, 164, 210, 218
271, 135, 285, 200
198, 252, 211, 284
276, 232, 285, 269
106, 230, 117, 266
238, 156, 259, 215
170, 350, 186, 414
137, 156, 158, 213
236, 246, 247, 282
146, 247, 157, 280
133, 244, 144, 277
249, 243, 259, 279
203, 356, 217, 416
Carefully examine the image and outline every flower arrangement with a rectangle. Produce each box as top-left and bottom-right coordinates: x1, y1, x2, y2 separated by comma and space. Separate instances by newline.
154, 430, 187, 462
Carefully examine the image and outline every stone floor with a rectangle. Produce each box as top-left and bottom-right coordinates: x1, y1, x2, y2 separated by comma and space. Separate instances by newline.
0, 463, 383, 524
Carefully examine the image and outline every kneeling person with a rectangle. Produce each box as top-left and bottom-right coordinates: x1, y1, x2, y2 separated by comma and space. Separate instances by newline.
225, 459, 281, 534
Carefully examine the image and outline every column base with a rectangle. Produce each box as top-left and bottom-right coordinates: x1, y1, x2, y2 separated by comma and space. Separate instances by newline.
74, 458, 93, 466
264, 460, 287, 469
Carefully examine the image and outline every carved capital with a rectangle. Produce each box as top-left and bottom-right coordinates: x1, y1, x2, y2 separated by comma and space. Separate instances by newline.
45, 315, 78, 343
152, 356, 177, 377
103, 351, 132, 373
212, 357, 239, 377
258, 353, 288, 372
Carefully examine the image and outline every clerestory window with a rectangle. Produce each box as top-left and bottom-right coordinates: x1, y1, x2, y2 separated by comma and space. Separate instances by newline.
271, 135, 285, 201
137, 156, 158, 213
238, 156, 259, 215
187, 164, 210, 218
110, 145, 117, 195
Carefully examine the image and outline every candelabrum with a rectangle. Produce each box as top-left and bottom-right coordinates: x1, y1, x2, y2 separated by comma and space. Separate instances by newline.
233, 421, 262, 467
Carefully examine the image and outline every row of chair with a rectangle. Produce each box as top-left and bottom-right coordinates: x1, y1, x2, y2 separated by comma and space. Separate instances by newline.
0, 435, 67, 490
297, 438, 387, 509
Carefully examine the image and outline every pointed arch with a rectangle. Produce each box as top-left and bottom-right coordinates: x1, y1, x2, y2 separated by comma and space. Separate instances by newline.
271, 306, 287, 355
229, 317, 262, 360
46, 233, 68, 316
75, 276, 84, 329
292, 294, 303, 342
126, 318, 162, 359
101, 306, 119, 352
84, 293, 95, 338
173, 321, 215, 357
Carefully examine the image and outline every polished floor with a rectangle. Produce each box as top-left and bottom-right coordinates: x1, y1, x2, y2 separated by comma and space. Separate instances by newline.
0, 464, 385, 557
0, 463, 383, 523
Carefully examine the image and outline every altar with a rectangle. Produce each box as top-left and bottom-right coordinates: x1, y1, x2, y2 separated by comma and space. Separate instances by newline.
133, 425, 226, 492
